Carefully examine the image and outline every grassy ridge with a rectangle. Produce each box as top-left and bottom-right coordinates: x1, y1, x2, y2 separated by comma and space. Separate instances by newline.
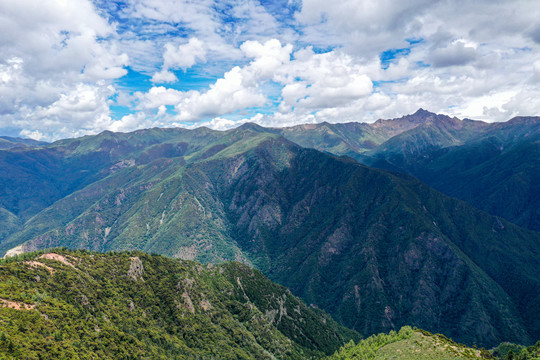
327, 327, 493, 360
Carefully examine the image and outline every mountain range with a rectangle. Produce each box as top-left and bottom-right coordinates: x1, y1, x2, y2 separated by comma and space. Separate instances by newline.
267, 109, 539, 231
0, 136, 47, 150
0, 110, 538, 348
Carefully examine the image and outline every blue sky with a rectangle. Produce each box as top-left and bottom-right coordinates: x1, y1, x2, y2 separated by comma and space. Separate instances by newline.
0, 0, 539, 140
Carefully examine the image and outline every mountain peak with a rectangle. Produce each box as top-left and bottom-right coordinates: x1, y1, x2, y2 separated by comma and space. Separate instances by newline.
407, 109, 454, 124
237, 122, 261, 130
236, 122, 273, 133
412, 108, 436, 117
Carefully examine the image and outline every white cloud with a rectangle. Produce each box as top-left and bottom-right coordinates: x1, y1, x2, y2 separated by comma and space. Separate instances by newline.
0, 0, 129, 140
164, 38, 206, 70
128, 0, 219, 35
108, 112, 155, 133
0, 0, 127, 80
453, 90, 517, 120
296, 0, 436, 56
121, 0, 288, 73
151, 70, 179, 84
196, 117, 243, 131
275, 47, 373, 114
137, 39, 377, 123
241, 39, 293, 79
2, 0, 540, 140
429, 40, 478, 68
174, 66, 266, 121
296, 0, 540, 58
533, 60, 540, 81
365, 92, 392, 111
136, 86, 184, 110
13, 83, 114, 140
152, 38, 207, 83
19, 129, 45, 141
138, 39, 293, 122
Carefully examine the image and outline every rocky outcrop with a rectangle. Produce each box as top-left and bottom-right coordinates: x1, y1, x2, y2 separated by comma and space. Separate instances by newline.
127, 257, 144, 281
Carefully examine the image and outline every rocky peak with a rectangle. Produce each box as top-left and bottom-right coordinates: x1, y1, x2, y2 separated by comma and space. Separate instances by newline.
372, 109, 463, 135
412, 108, 435, 117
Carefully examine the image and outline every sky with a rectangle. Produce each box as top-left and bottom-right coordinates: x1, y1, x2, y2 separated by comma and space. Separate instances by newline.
1, 0, 539, 141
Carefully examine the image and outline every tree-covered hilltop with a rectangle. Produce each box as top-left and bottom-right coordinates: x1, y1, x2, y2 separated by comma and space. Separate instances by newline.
492, 341, 540, 360
0, 249, 358, 359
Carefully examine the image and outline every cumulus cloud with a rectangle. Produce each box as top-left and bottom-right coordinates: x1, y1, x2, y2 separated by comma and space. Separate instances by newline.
163, 38, 206, 70
12, 83, 114, 140
194, 114, 263, 131
241, 39, 293, 78
151, 70, 179, 84
174, 67, 266, 120
1, 0, 540, 139
296, 0, 437, 56
530, 26, 540, 45
138, 39, 292, 122
0, 0, 129, 140
152, 38, 207, 83
276, 47, 373, 112
429, 40, 478, 67
118, 0, 291, 74
136, 38, 377, 124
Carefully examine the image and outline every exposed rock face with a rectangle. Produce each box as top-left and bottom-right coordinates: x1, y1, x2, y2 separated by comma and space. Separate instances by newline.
4, 244, 25, 258
127, 257, 144, 281
0, 298, 35, 310
205, 142, 539, 347
0, 121, 537, 348
182, 292, 195, 313
40, 253, 77, 268
0, 250, 357, 359
24, 261, 54, 275
200, 299, 212, 311
265, 294, 288, 325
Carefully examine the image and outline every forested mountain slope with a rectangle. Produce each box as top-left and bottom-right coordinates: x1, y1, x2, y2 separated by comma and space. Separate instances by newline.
265, 110, 539, 231
0, 250, 357, 359
0, 125, 538, 347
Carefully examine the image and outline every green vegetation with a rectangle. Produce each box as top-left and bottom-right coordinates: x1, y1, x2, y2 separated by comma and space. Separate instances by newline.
327, 327, 493, 359
492, 341, 540, 359
364, 117, 540, 231
0, 135, 46, 150
275, 110, 539, 232
492, 343, 527, 358
208, 139, 539, 347
0, 116, 538, 348
0, 249, 356, 359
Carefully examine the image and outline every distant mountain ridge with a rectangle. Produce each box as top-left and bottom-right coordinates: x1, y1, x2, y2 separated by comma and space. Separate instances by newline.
0, 136, 47, 150
257, 110, 539, 231
0, 123, 538, 347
